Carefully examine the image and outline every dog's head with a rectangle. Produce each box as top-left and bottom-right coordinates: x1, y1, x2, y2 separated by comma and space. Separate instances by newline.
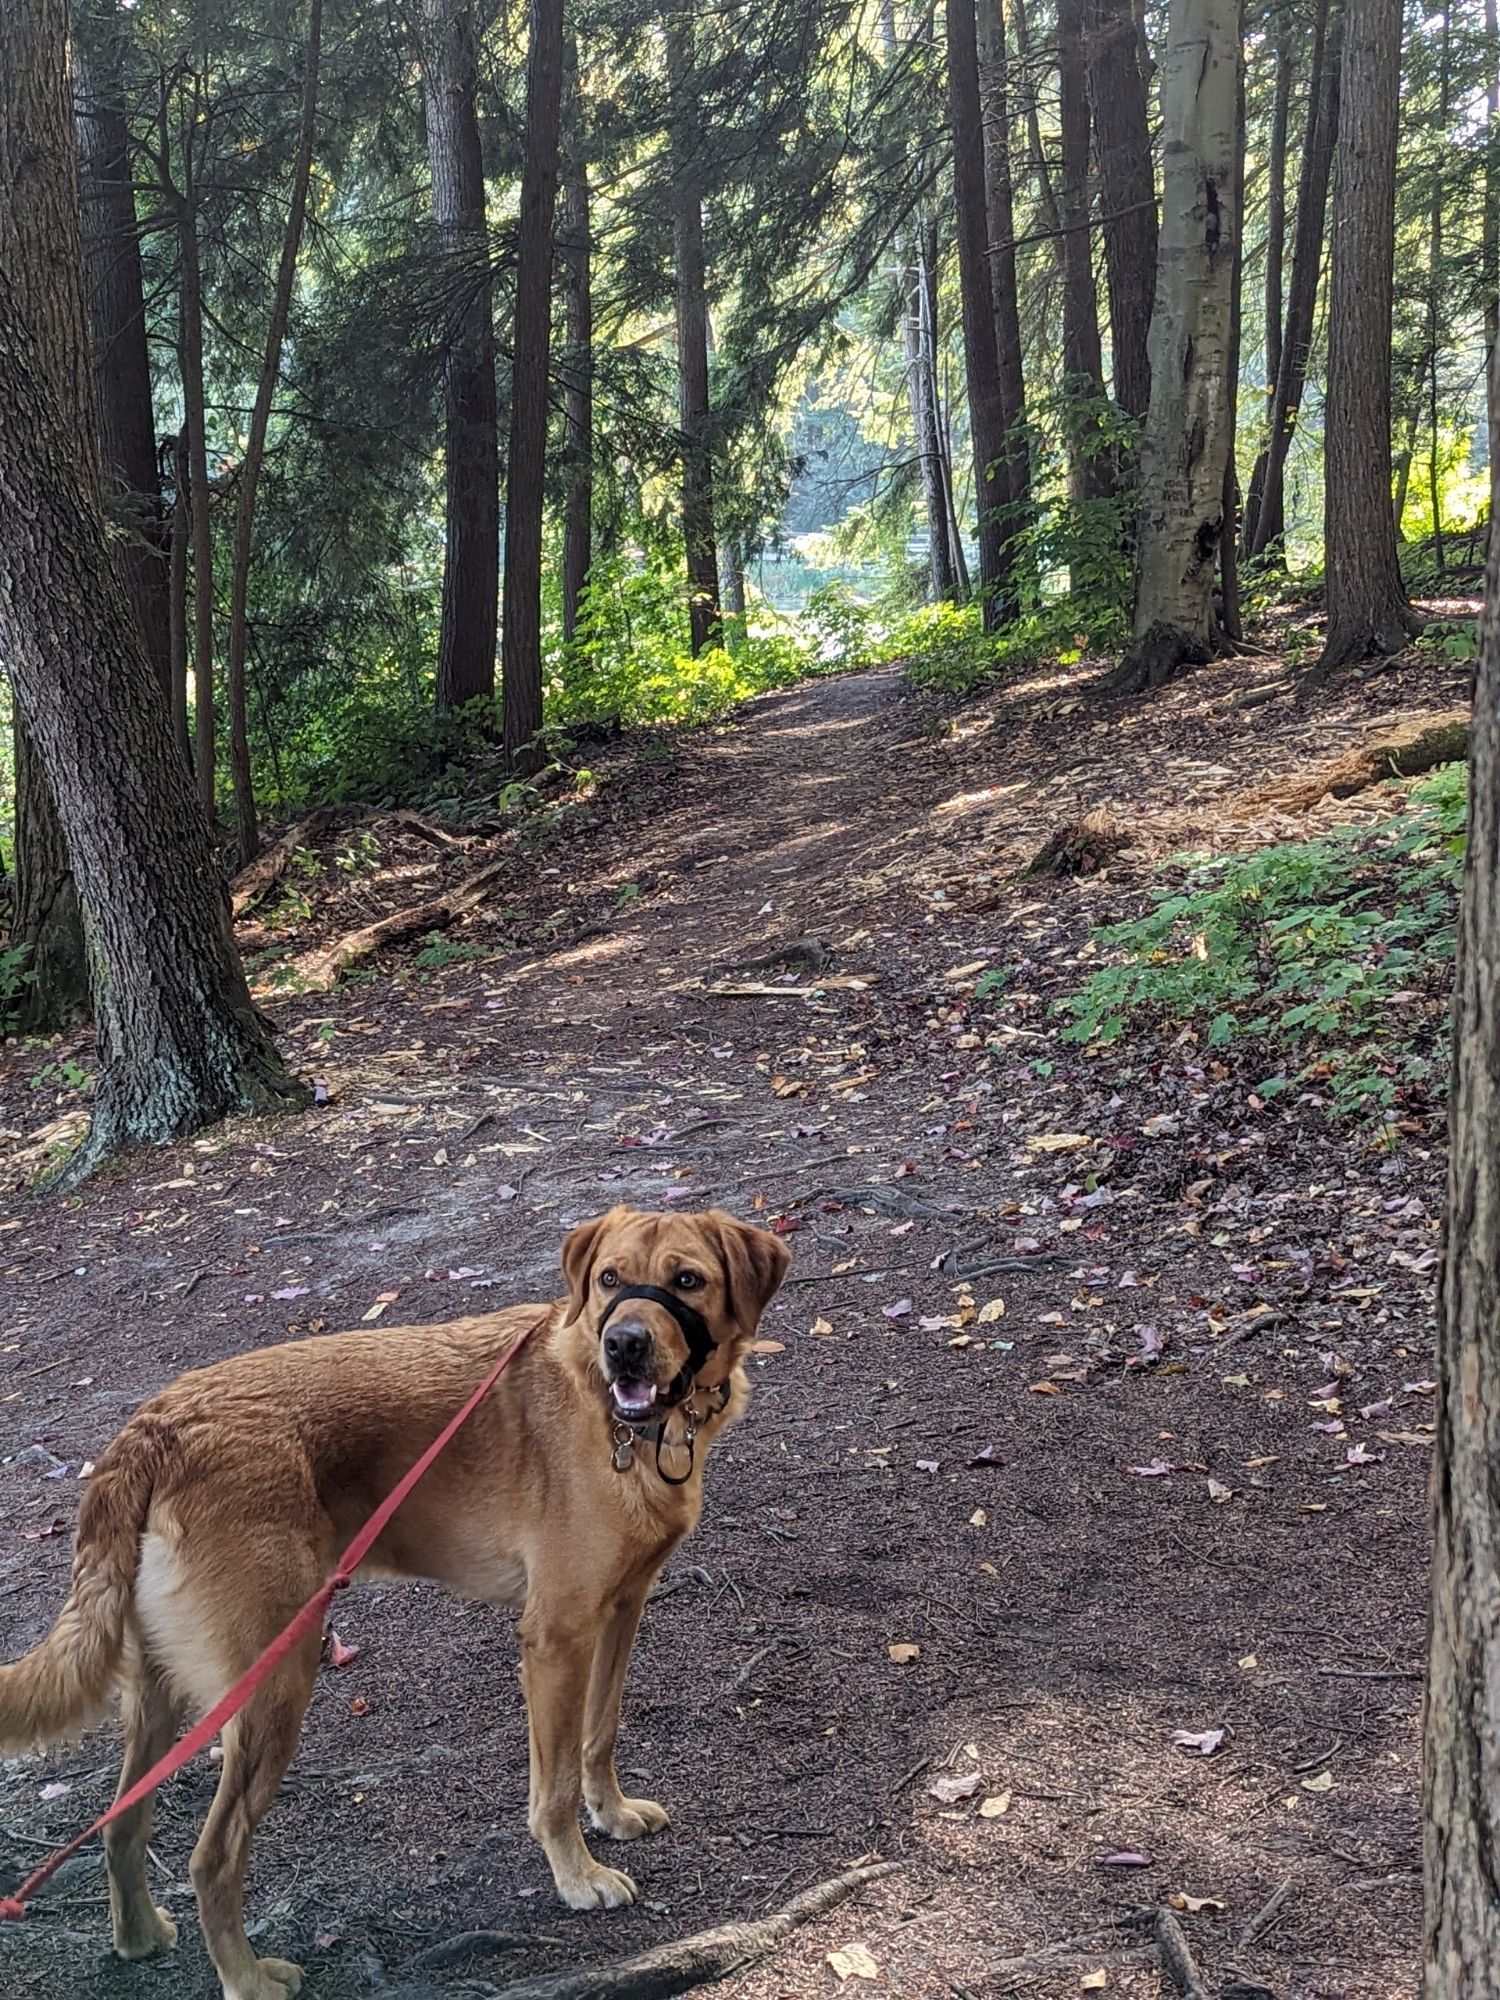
561, 1206, 790, 1422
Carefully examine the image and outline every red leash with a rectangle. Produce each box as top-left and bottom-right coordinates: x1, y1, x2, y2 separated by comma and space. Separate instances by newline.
0, 1313, 545, 1921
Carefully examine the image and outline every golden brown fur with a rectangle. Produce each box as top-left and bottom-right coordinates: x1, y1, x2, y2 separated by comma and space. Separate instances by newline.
0, 1207, 789, 2000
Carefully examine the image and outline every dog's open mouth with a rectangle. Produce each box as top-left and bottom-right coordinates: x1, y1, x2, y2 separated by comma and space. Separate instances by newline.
609, 1378, 661, 1421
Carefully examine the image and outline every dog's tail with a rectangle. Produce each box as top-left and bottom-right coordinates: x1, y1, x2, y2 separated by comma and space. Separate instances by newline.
0, 1428, 161, 1754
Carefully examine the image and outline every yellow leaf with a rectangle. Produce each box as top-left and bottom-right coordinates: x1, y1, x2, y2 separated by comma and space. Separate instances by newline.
969, 1508, 987, 1527
948, 1332, 975, 1349
888, 1642, 920, 1664
833, 1259, 856, 1274
1029, 1380, 1063, 1395
1027, 1132, 1092, 1153
749, 1339, 784, 1354
1080, 1973, 1109, 1993
979, 1791, 1011, 1818
811, 1317, 836, 1338
1238, 1653, 1258, 1670
827, 1943, 880, 1981
1169, 1893, 1226, 1915
978, 1298, 1006, 1323
1301, 1768, 1335, 1792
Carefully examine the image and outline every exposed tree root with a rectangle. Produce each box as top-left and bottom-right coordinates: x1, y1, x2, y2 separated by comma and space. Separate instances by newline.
1132, 1905, 1213, 2000
1241, 710, 1469, 811
283, 854, 508, 993
230, 807, 344, 917
454, 1862, 899, 2000
1103, 621, 1212, 695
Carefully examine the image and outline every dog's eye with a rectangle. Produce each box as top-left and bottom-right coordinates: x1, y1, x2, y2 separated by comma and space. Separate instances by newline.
599, 1268, 619, 1289
675, 1271, 702, 1291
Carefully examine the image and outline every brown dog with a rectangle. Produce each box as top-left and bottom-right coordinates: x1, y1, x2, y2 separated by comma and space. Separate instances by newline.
0, 1206, 789, 2000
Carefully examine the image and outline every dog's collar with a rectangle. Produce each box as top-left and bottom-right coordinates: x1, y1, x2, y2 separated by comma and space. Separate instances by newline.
598, 1284, 727, 1485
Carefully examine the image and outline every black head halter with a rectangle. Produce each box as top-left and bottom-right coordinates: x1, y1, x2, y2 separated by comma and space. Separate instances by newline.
597, 1284, 725, 1484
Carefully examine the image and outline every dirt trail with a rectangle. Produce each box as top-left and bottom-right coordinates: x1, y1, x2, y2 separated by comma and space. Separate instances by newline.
0, 650, 1465, 2000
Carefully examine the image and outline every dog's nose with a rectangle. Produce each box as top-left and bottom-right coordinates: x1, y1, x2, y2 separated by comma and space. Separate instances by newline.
603, 1321, 652, 1376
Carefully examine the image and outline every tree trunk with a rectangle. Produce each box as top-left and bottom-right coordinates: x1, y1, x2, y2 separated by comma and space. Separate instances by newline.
0, 0, 307, 1173
976, 0, 1030, 534
12, 723, 90, 1030
72, 34, 171, 696
1056, 0, 1112, 515
1263, 31, 1291, 434
1242, 0, 1340, 559
500, 0, 565, 771
225, 0, 323, 868
1109, 0, 1240, 693
559, 52, 593, 648
1485, 0, 1498, 446
1009, 0, 1064, 254
1082, 0, 1158, 419
1422, 339, 1500, 1998
421, 0, 499, 713
176, 149, 217, 818
1317, 0, 1422, 671
881, 0, 959, 602
1218, 5, 1246, 643
668, 23, 721, 657
1424, 0, 1451, 580
168, 427, 191, 763
947, 0, 1015, 627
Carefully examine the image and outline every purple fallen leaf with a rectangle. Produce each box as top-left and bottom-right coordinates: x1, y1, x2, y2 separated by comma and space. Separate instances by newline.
915, 1459, 939, 1474
39, 1781, 71, 1801
918, 1315, 951, 1331
1346, 1444, 1386, 1466
243, 1293, 266, 1305
968, 1443, 1005, 1467
889, 1221, 915, 1237
882, 1298, 913, 1321
1172, 1727, 1228, 1757
1403, 1380, 1437, 1396
271, 1285, 310, 1302
927, 1769, 984, 1804
447, 1266, 484, 1281
1126, 1324, 1165, 1366
313, 1078, 330, 1105
1100, 1851, 1152, 1868
1313, 1419, 1347, 1437
496, 1185, 518, 1202
662, 1185, 694, 1202
1360, 1399, 1394, 1420
1128, 1458, 1174, 1477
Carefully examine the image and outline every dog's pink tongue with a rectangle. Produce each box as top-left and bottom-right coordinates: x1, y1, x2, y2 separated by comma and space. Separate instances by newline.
612, 1380, 658, 1417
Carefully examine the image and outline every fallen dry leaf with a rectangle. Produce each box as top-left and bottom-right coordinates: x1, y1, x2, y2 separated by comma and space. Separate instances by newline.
928, 1769, 984, 1804
1080, 1974, 1109, 1993
1169, 1892, 1226, 1915
1301, 1768, 1335, 1792
1027, 1132, 1093, 1154
978, 1297, 1006, 1322
827, 1943, 880, 1981
1207, 1477, 1234, 1504
749, 1338, 785, 1355
979, 1791, 1012, 1817
888, 1642, 920, 1664
1172, 1727, 1229, 1757
810, 1316, 836, 1338
1029, 1380, 1063, 1395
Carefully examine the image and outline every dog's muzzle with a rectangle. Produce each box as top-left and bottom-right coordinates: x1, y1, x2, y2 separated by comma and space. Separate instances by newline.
598, 1284, 715, 1425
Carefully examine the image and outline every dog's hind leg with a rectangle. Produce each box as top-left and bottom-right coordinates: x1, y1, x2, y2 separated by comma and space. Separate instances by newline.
189, 1639, 318, 2000
520, 1595, 639, 1911
106, 1663, 182, 1959
582, 1574, 669, 1843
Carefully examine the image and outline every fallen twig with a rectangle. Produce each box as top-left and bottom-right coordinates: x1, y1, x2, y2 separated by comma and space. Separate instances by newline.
1134, 1906, 1213, 2000
1234, 1875, 1294, 1959
230, 807, 343, 917
473, 1861, 900, 2000
401, 1928, 532, 1973
981, 1932, 1153, 1992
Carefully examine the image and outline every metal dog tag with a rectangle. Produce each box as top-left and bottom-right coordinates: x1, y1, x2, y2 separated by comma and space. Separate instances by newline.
611, 1429, 635, 1473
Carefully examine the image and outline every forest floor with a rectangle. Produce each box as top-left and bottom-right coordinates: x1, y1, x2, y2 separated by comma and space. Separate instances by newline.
0, 623, 1477, 2000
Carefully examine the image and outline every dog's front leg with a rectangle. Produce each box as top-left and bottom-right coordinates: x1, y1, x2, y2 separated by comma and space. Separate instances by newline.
520, 1598, 639, 1910
582, 1578, 670, 1842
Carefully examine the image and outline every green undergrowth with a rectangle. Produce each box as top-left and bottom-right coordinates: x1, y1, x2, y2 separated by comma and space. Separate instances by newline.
1060, 764, 1467, 1118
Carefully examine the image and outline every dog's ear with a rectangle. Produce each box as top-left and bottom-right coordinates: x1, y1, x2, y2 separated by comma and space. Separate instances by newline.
710, 1211, 791, 1334
561, 1209, 623, 1324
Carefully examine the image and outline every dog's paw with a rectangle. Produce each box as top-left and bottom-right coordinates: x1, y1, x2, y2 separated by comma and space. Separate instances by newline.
591, 1794, 670, 1841
114, 1905, 178, 1959
225, 1958, 304, 2000
556, 1863, 639, 1911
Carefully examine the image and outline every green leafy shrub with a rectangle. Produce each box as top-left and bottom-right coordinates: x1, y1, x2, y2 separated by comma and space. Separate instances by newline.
1060, 765, 1467, 1114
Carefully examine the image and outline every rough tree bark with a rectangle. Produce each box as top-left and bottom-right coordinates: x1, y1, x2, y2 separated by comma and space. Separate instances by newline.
1485, 0, 1498, 443
977, 0, 1030, 530
1317, 0, 1422, 671
174, 130, 218, 818
421, 0, 499, 713
1263, 27, 1291, 407
167, 426, 191, 762
12, 727, 89, 1030
559, 46, 593, 648
225, 0, 323, 866
1242, 0, 1340, 558
1217, 9, 1246, 642
500, 0, 565, 771
0, 0, 307, 1174
1422, 344, 1500, 1997
947, 0, 1015, 627
73, 32, 171, 694
1108, 0, 1240, 692
667, 22, 721, 657
1082, 0, 1158, 419
1056, 0, 1112, 517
